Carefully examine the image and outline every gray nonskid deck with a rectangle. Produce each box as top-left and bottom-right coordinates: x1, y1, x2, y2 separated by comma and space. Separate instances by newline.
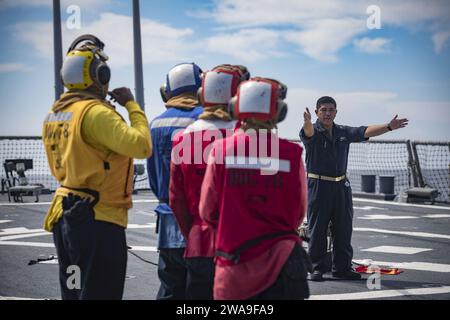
0, 192, 449, 300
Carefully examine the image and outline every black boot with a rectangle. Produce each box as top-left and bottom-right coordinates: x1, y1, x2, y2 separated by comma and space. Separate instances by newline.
332, 269, 362, 280
309, 271, 324, 281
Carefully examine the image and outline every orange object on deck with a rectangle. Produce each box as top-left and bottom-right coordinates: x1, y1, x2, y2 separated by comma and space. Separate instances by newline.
354, 265, 403, 275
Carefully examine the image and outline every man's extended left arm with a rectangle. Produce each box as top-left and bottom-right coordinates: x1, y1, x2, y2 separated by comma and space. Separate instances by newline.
364, 115, 409, 138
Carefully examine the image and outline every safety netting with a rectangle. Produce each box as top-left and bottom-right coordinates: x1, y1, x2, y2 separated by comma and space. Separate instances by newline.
413, 142, 450, 202
347, 140, 412, 197
1, 137, 449, 203
0, 137, 150, 192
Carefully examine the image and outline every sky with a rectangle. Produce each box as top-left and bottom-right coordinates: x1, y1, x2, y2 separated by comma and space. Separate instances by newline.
0, 0, 449, 141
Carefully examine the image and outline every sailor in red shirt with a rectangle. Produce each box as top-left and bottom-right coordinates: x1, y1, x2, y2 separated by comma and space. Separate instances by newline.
199, 77, 310, 300
169, 65, 250, 299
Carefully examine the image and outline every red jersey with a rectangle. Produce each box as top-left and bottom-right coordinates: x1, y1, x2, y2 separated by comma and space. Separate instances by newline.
199, 130, 307, 299
170, 119, 239, 257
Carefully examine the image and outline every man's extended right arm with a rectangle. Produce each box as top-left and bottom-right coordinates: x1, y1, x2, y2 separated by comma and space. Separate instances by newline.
302, 107, 314, 138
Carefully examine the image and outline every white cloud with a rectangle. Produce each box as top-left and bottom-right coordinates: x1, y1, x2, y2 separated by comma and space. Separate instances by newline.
196, 1, 370, 62
0, 0, 51, 8
14, 13, 195, 68
0, 63, 32, 73
376, 0, 450, 27
68, 13, 195, 67
279, 87, 450, 141
196, 0, 450, 60
383, 101, 450, 140
284, 19, 366, 62
286, 88, 397, 116
354, 37, 392, 54
203, 0, 450, 28
198, 0, 363, 28
386, 101, 450, 125
206, 29, 284, 62
0, 0, 114, 9
432, 31, 450, 53
8, 1, 450, 66
14, 22, 53, 58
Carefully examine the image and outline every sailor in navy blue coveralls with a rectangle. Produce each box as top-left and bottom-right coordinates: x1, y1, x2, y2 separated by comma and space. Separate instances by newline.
299, 96, 408, 281
300, 120, 367, 276
147, 62, 204, 299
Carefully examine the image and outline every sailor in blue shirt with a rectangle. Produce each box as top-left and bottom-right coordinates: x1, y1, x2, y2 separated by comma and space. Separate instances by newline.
147, 62, 203, 299
299, 96, 408, 281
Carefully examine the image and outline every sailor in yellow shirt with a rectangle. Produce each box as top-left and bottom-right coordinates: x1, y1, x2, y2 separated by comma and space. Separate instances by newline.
42, 35, 152, 300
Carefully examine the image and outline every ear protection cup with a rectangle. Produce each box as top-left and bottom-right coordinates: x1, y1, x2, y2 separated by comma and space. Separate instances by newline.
228, 96, 237, 119
197, 87, 203, 105
97, 65, 110, 85
274, 80, 287, 123
235, 65, 250, 81
90, 59, 110, 85
277, 102, 288, 123
262, 78, 287, 122
278, 83, 287, 100
160, 83, 169, 103
260, 77, 287, 99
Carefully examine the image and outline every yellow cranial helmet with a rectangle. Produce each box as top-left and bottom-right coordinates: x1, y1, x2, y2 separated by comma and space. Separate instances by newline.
60, 34, 111, 90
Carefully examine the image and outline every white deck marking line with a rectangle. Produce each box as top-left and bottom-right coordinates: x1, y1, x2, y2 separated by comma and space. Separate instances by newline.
423, 214, 450, 218
0, 199, 159, 206
131, 210, 154, 216
0, 220, 12, 224
4, 197, 446, 209
354, 198, 450, 211
0, 296, 44, 300
358, 214, 416, 220
0, 202, 52, 206
354, 206, 387, 211
0, 241, 55, 248
0, 227, 45, 236
353, 260, 450, 273
131, 199, 159, 203
128, 246, 158, 252
354, 227, 450, 240
358, 214, 450, 220
309, 286, 450, 300
37, 259, 58, 265
0, 232, 51, 241
0, 241, 158, 252
127, 223, 156, 229
361, 246, 432, 255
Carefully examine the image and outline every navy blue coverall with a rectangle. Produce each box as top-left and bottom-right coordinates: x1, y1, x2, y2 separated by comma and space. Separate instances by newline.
300, 121, 367, 273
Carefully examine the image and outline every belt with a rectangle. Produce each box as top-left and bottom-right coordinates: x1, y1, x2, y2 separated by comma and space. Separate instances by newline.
216, 230, 299, 264
307, 173, 346, 182
60, 185, 100, 207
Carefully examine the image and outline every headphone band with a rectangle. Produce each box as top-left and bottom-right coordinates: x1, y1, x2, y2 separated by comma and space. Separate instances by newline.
67, 34, 105, 54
